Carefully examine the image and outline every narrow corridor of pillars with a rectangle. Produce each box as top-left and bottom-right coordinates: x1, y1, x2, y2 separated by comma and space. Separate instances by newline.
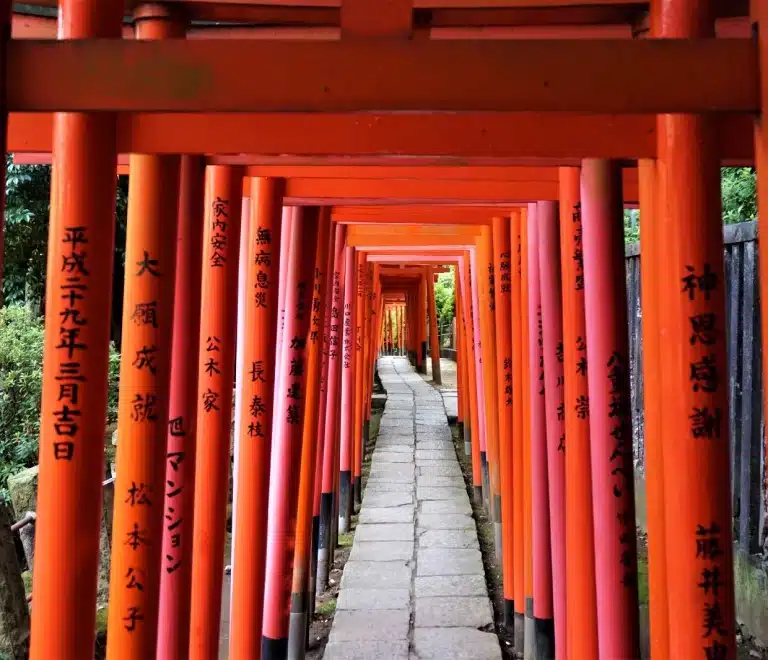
189, 166, 244, 660
229, 177, 285, 659
29, 0, 122, 657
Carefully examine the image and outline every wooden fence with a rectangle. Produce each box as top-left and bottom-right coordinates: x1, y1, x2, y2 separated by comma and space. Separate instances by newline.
626, 220, 764, 554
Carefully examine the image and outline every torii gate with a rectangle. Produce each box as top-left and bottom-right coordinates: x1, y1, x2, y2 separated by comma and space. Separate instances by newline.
0, 2, 761, 660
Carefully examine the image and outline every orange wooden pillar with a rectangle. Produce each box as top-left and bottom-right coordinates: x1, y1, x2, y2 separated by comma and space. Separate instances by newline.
309, 219, 338, 614
459, 254, 482, 499
316, 225, 347, 594
559, 167, 598, 659
109, 43, 181, 660
338, 246, 357, 534
510, 212, 526, 651
427, 266, 443, 384
353, 252, 366, 506
656, 2, 734, 656
580, 160, 640, 659
188, 166, 244, 660
492, 216, 515, 627
469, 246, 490, 510
29, 1, 122, 657
456, 267, 470, 453
0, 1, 8, 293
537, 200, 567, 659
527, 203, 554, 657
262, 207, 320, 656
479, 227, 502, 544
107, 10, 183, 658
229, 177, 285, 659
417, 273, 427, 373
157, 155, 205, 660
287, 208, 331, 659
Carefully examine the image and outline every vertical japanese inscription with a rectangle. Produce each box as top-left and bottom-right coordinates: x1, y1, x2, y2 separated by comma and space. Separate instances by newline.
572, 203, 584, 291
52, 225, 91, 461
681, 264, 729, 659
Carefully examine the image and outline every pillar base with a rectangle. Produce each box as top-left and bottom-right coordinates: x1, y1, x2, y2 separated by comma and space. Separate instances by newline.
473, 485, 483, 507
514, 611, 525, 655
534, 617, 555, 660
503, 598, 515, 629
309, 515, 319, 617
493, 521, 503, 564
524, 598, 535, 660
464, 425, 472, 459
480, 452, 490, 514
339, 470, 352, 533
353, 476, 362, 507
315, 493, 333, 595
287, 593, 309, 660
262, 636, 289, 660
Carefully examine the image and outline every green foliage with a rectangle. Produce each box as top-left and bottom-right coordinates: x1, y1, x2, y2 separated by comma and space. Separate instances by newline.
623, 168, 758, 245
3, 155, 130, 311
721, 167, 757, 224
4, 158, 51, 305
623, 209, 640, 245
0, 305, 120, 500
434, 269, 455, 333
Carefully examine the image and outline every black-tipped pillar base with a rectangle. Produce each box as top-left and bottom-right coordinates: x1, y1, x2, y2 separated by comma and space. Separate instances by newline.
514, 611, 525, 654
316, 492, 333, 595
480, 452, 490, 513
534, 617, 555, 660
473, 485, 483, 507
262, 636, 289, 660
339, 470, 352, 533
503, 598, 515, 629
353, 476, 362, 507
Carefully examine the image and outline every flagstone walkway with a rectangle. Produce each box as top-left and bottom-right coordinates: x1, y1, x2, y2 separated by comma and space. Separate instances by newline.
324, 357, 501, 660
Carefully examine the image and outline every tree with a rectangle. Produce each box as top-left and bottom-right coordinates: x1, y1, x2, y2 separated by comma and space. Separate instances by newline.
721, 167, 757, 224
433, 269, 455, 344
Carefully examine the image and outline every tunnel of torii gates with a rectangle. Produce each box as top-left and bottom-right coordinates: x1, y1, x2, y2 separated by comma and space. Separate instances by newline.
2, 0, 768, 659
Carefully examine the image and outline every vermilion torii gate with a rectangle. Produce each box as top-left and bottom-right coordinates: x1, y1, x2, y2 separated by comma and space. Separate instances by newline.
1, 0, 762, 659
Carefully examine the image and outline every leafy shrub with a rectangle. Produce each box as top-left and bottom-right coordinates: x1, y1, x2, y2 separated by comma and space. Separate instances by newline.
0, 305, 120, 500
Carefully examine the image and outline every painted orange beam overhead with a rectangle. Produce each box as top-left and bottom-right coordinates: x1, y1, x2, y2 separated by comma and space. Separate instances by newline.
7, 39, 756, 113
7, 112, 753, 162
282, 175, 639, 204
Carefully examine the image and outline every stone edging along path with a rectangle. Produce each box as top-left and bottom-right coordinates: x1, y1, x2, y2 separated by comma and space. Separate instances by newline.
324, 357, 501, 660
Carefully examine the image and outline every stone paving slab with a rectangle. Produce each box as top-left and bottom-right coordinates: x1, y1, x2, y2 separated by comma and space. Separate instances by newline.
417, 513, 476, 531
418, 464, 464, 477
362, 492, 413, 508
359, 506, 414, 524
349, 540, 414, 562
416, 548, 484, 576
323, 640, 410, 660
340, 560, 412, 589
337, 588, 411, 610
354, 523, 414, 542
328, 609, 410, 642
414, 596, 494, 628
417, 486, 469, 501
417, 529, 480, 549
413, 628, 501, 659
420, 499, 473, 515
414, 574, 488, 597
327, 357, 498, 660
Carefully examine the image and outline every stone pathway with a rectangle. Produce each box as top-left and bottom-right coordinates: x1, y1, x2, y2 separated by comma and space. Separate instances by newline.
324, 357, 501, 660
